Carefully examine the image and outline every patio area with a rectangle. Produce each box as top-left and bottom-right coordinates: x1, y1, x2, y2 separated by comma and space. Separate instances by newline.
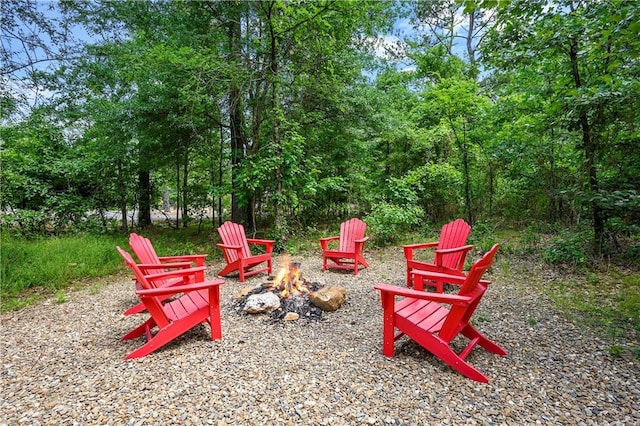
2, 247, 638, 425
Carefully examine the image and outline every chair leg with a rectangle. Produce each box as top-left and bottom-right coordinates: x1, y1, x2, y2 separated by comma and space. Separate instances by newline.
421, 334, 490, 383
124, 321, 194, 360
208, 287, 222, 340
122, 318, 156, 341
380, 295, 396, 357
461, 325, 507, 356
239, 263, 245, 282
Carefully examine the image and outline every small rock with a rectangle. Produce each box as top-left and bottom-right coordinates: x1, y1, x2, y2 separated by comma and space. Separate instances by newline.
283, 312, 299, 321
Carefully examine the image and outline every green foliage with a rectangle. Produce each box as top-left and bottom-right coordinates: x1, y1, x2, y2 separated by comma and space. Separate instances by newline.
1, 234, 125, 299
404, 163, 463, 221
0, 210, 50, 236
545, 268, 640, 343
617, 275, 640, 332
543, 231, 590, 268
484, 0, 640, 249
468, 220, 498, 253
607, 344, 623, 357
365, 202, 424, 246
54, 290, 69, 304
519, 225, 543, 254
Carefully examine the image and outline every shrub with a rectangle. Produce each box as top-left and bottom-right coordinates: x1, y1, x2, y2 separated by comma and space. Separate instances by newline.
366, 202, 424, 246
543, 230, 590, 267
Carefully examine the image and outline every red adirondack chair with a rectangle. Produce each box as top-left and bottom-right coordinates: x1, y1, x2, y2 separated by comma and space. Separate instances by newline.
117, 247, 223, 360
403, 218, 473, 292
216, 221, 274, 282
374, 244, 506, 383
124, 233, 209, 316
320, 218, 369, 275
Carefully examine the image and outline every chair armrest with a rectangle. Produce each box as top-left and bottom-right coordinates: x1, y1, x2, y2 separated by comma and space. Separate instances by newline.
137, 279, 224, 297
136, 262, 193, 272
412, 270, 467, 286
434, 244, 474, 269
434, 244, 473, 256
158, 254, 208, 266
144, 266, 208, 283
217, 243, 243, 252
374, 283, 470, 306
319, 236, 339, 251
403, 241, 439, 260
247, 239, 275, 253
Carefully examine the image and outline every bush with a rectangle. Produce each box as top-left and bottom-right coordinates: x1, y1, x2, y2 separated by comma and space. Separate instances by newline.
366, 202, 424, 246
468, 220, 499, 253
543, 230, 590, 267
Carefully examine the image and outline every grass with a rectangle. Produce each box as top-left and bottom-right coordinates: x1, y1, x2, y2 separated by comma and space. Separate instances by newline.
1, 233, 126, 311
544, 269, 640, 335
0, 226, 224, 312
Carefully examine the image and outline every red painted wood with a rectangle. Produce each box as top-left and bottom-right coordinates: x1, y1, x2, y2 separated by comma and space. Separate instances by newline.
216, 221, 274, 282
374, 244, 507, 383
319, 218, 369, 275
403, 218, 473, 290
124, 233, 208, 316
117, 247, 223, 360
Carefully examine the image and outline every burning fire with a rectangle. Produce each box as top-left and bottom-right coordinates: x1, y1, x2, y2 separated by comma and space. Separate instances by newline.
268, 257, 311, 299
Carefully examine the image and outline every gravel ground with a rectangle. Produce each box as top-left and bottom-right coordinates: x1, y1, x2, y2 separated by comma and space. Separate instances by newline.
2, 247, 639, 425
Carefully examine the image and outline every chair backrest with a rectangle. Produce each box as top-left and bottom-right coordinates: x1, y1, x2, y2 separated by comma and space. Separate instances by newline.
129, 233, 161, 265
117, 246, 169, 326
439, 244, 499, 342
338, 218, 367, 253
217, 221, 252, 262
437, 218, 472, 269
117, 246, 155, 290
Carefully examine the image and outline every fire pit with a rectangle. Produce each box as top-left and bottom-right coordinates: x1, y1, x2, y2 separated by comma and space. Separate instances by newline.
234, 258, 346, 322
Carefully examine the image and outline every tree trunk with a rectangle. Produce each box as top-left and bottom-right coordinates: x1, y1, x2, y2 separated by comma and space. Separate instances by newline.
181, 141, 189, 227
228, 6, 248, 225
137, 169, 152, 228
569, 39, 604, 252
266, 1, 286, 246
117, 160, 128, 233
548, 126, 558, 223
462, 121, 473, 225
466, 11, 478, 80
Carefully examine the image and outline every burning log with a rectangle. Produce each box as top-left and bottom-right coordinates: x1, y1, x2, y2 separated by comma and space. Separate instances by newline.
234, 258, 346, 322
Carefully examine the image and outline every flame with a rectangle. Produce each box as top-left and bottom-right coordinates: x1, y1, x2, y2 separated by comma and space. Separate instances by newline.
269, 256, 310, 298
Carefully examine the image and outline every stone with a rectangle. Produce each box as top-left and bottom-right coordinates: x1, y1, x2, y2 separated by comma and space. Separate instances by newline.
309, 286, 347, 311
283, 312, 299, 321
236, 286, 257, 300
244, 292, 281, 314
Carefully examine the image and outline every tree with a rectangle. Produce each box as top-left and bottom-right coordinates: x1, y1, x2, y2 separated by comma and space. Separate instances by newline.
484, 0, 640, 252
409, 0, 497, 79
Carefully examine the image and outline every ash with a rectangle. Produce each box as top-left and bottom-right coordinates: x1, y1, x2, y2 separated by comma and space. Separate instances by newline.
234, 282, 325, 323
269, 293, 324, 323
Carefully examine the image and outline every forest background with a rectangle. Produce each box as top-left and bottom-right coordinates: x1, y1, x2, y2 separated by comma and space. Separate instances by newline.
1, 0, 638, 348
